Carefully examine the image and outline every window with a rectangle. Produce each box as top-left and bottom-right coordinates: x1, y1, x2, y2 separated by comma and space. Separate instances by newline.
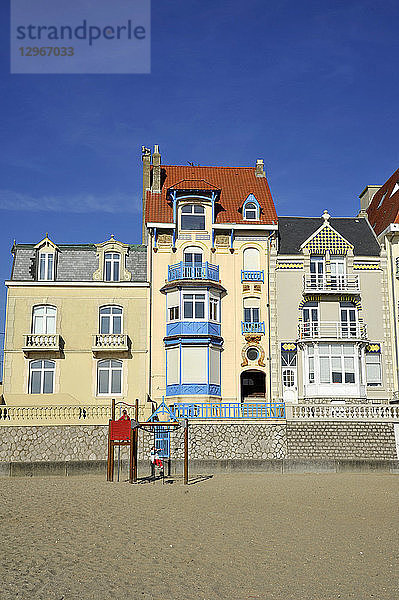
183, 246, 203, 266
104, 253, 120, 282
317, 344, 356, 384
366, 353, 382, 386
247, 347, 259, 361
243, 248, 260, 271
302, 302, 318, 336
32, 305, 56, 334
183, 293, 205, 319
97, 359, 122, 395
38, 253, 54, 281
167, 291, 180, 321
244, 202, 258, 220
99, 306, 122, 334
310, 256, 324, 287
340, 302, 357, 337
243, 297, 260, 323
181, 205, 205, 230
29, 360, 55, 393
209, 295, 219, 321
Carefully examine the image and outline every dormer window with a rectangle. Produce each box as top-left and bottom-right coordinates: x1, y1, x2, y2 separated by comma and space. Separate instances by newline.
242, 194, 260, 221
244, 203, 258, 220
38, 252, 54, 281
104, 253, 120, 282
181, 205, 205, 230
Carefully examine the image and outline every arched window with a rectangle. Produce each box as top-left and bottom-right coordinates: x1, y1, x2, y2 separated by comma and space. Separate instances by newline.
104, 253, 120, 282
99, 306, 123, 334
243, 297, 260, 323
244, 202, 258, 220
32, 305, 56, 334
243, 248, 260, 271
97, 359, 122, 395
183, 246, 203, 266
29, 359, 55, 394
181, 205, 205, 230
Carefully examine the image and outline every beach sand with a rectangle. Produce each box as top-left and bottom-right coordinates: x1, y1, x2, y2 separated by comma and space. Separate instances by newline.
0, 472, 398, 599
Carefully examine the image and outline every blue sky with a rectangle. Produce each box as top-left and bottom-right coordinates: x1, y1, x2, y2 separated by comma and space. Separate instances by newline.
1, 0, 399, 369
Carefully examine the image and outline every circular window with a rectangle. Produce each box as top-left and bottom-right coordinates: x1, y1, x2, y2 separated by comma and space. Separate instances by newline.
246, 347, 259, 361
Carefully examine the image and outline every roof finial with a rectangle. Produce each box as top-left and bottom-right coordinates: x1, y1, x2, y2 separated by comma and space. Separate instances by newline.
110, 234, 115, 240
322, 210, 330, 221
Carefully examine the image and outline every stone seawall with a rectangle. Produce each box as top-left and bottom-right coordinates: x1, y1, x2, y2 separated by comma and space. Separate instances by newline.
0, 422, 397, 467
286, 422, 397, 460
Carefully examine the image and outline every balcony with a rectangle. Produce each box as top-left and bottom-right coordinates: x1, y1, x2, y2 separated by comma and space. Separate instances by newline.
241, 321, 265, 334
303, 274, 360, 294
168, 262, 219, 282
241, 270, 264, 283
298, 321, 367, 340
92, 334, 128, 352
23, 333, 60, 352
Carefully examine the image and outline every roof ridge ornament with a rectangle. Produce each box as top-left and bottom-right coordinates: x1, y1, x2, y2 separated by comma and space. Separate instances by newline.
322, 210, 331, 221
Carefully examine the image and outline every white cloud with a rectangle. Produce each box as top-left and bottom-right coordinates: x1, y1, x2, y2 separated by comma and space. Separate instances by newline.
0, 189, 140, 213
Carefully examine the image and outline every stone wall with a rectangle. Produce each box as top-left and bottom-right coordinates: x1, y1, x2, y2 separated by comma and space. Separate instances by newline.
286, 422, 397, 460
0, 421, 397, 465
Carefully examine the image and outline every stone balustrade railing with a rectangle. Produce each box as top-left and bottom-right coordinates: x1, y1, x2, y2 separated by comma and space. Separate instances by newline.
0, 404, 146, 426
92, 334, 128, 351
287, 403, 399, 422
23, 333, 60, 351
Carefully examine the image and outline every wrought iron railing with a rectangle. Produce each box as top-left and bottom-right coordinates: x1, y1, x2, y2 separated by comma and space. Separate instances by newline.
303, 274, 360, 293
298, 321, 367, 340
241, 321, 265, 334
168, 262, 219, 282
172, 402, 285, 420
241, 270, 264, 283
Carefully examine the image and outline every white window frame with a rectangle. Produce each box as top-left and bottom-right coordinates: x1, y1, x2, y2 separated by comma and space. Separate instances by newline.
99, 305, 123, 334
243, 297, 260, 323
209, 295, 220, 322
182, 292, 206, 321
180, 204, 205, 231
29, 359, 55, 394
38, 252, 55, 281
243, 247, 260, 271
97, 359, 123, 396
104, 252, 121, 282
366, 353, 382, 386
183, 246, 203, 265
32, 305, 57, 334
243, 202, 259, 221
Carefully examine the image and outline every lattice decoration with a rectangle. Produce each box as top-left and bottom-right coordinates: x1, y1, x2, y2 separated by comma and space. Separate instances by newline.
366, 343, 381, 353
302, 224, 353, 255
353, 263, 379, 270
276, 262, 304, 269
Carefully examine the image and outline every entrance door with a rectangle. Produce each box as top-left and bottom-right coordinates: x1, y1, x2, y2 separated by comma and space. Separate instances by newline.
281, 350, 298, 402
241, 370, 266, 402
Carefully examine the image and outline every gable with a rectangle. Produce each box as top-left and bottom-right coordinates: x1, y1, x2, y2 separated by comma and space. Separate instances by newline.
301, 223, 353, 255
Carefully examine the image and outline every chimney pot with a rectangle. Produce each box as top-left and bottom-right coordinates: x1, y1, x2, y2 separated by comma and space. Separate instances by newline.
255, 158, 266, 177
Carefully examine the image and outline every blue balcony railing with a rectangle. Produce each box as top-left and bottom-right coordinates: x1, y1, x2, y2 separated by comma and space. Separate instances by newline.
241, 321, 265, 334
241, 270, 264, 283
168, 262, 219, 282
172, 402, 285, 420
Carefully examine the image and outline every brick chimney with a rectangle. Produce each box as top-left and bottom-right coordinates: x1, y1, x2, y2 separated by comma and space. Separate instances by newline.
141, 146, 151, 244
152, 144, 161, 193
255, 158, 266, 178
358, 185, 381, 215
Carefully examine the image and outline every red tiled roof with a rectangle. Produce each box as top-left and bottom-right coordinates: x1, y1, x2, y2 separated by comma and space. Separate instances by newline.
145, 165, 277, 225
367, 168, 399, 235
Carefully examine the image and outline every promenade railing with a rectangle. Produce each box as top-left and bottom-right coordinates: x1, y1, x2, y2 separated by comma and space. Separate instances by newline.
172, 402, 285, 420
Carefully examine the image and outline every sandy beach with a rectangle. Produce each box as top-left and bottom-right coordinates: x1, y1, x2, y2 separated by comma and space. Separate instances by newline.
0, 473, 398, 600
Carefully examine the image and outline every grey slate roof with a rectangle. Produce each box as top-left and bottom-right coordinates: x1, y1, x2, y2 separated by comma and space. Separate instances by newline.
11, 244, 147, 282
277, 217, 381, 257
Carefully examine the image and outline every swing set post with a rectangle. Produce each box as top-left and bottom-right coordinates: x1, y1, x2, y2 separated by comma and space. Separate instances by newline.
183, 418, 189, 485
